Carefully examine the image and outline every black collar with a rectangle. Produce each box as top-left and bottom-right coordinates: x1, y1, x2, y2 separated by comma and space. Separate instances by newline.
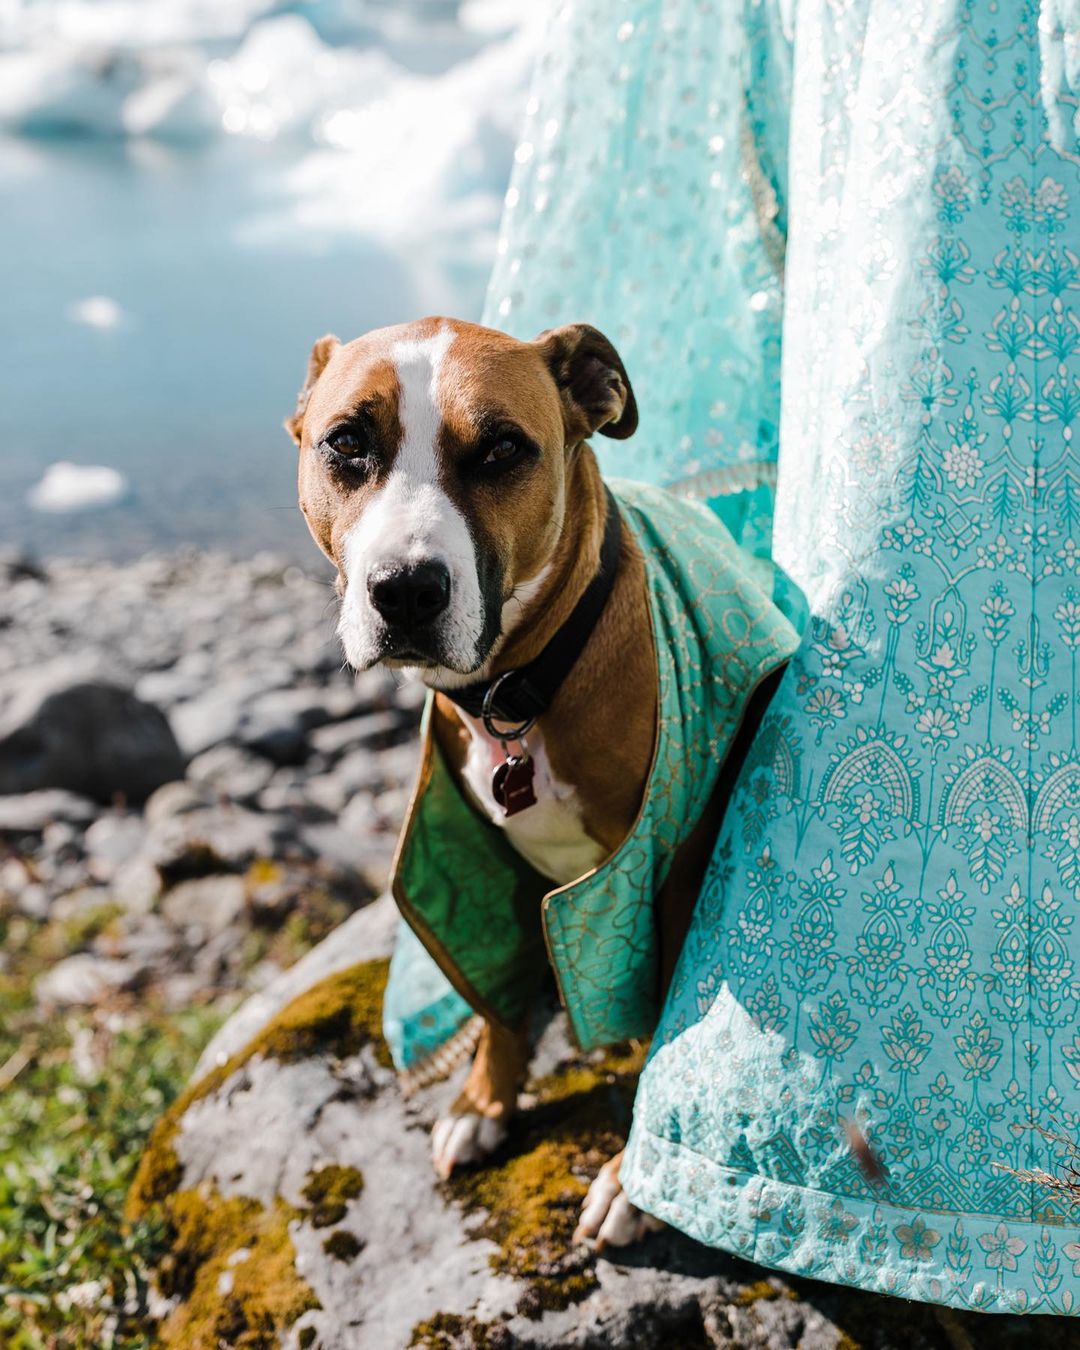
442, 485, 623, 729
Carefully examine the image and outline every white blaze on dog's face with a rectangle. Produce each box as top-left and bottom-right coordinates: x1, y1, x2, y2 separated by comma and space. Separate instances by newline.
336, 326, 485, 677
287, 317, 636, 684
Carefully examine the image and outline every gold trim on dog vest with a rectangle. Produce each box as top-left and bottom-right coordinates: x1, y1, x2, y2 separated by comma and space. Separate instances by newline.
390, 479, 803, 1051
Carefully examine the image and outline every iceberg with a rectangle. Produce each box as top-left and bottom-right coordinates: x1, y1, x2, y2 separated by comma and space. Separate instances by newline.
0, 3, 539, 146
0, 46, 144, 136
0, 0, 278, 51
28, 463, 130, 514
67, 296, 126, 329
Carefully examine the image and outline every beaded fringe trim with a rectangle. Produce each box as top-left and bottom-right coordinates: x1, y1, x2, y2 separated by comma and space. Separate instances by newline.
398, 1014, 484, 1096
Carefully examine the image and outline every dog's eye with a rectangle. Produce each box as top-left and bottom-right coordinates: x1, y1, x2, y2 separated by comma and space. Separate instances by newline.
470, 428, 537, 479
325, 428, 365, 457
481, 437, 524, 469
322, 427, 377, 479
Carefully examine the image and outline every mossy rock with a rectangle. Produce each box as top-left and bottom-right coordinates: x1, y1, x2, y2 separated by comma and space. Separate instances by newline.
445, 1043, 646, 1318
154, 1186, 319, 1349
126, 958, 390, 1347
128, 958, 389, 1220
128, 944, 653, 1346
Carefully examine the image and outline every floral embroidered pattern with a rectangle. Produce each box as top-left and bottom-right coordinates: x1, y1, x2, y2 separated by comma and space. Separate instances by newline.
466, 0, 1080, 1317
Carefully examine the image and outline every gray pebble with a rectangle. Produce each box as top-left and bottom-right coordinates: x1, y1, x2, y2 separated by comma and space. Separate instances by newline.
186, 744, 275, 803
161, 875, 247, 936
110, 856, 163, 916
144, 779, 217, 826
36, 953, 141, 1007
308, 710, 413, 761
0, 789, 99, 833
84, 813, 148, 880
147, 806, 303, 873
0, 680, 184, 804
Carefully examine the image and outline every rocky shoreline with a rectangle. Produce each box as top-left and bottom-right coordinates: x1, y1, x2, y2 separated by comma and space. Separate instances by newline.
4, 549, 1075, 1349
0, 546, 422, 1017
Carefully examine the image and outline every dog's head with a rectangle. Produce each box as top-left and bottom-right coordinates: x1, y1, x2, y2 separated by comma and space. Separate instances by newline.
287, 318, 636, 684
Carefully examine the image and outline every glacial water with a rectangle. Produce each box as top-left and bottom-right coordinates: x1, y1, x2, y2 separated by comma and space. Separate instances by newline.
0, 0, 535, 559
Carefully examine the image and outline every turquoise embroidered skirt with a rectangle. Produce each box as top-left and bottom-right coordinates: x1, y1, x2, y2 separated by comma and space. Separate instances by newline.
483, 0, 1080, 1315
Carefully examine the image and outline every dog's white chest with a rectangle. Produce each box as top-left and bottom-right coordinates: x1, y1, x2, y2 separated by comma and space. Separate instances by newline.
458, 721, 605, 887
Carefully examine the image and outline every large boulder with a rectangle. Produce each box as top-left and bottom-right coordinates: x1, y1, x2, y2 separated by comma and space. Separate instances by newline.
0, 679, 184, 803
128, 899, 1068, 1350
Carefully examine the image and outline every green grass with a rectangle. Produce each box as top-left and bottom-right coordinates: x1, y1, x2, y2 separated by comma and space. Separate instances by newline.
0, 913, 224, 1349
0, 859, 368, 1347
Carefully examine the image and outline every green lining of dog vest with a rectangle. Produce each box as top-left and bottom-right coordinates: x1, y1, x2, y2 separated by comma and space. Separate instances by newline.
392, 719, 549, 1033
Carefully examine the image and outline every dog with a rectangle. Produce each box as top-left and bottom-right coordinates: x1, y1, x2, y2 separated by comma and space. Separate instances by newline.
287, 317, 796, 1249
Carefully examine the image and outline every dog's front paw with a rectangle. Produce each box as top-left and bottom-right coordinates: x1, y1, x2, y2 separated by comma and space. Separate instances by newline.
431, 1111, 507, 1180
572, 1151, 664, 1251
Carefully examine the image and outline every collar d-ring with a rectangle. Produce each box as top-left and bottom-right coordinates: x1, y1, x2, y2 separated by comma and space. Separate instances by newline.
481, 672, 535, 742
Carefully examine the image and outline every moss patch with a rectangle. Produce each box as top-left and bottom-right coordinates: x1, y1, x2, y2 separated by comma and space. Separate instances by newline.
322, 1229, 364, 1262
154, 1185, 318, 1349
301, 1164, 365, 1228
127, 968, 643, 1336
248, 957, 391, 1069
734, 1278, 798, 1306
127, 958, 389, 1221
408, 1311, 502, 1349
446, 1043, 646, 1318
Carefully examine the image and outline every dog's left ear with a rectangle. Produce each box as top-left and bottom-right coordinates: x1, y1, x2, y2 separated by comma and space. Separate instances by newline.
285, 334, 340, 446
534, 323, 638, 443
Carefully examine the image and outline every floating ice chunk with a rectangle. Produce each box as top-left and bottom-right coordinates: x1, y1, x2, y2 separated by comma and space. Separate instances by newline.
0, 13, 297, 139
257, 11, 538, 262
2, 1, 278, 51
207, 15, 400, 143
28, 463, 129, 514
0, 46, 141, 135
121, 55, 218, 140
0, 2, 537, 145
460, 0, 528, 34
68, 296, 125, 329
0, 41, 221, 140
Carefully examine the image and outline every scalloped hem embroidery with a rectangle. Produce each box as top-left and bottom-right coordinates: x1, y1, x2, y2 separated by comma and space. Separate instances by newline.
621, 1126, 1080, 1315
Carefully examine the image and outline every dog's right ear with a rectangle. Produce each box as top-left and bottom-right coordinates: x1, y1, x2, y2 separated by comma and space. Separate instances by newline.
285, 334, 340, 446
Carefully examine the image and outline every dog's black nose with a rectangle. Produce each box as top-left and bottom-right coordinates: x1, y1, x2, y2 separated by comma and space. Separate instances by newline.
368, 561, 451, 628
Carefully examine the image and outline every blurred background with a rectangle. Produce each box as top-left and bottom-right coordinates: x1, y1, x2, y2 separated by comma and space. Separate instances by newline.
0, 6, 546, 1343
0, 0, 538, 558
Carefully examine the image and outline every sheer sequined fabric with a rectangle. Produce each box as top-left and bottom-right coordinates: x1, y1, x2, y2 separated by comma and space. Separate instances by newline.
483, 0, 792, 556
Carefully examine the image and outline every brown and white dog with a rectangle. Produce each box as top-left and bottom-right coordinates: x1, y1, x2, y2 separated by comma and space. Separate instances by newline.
287, 317, 769, 1249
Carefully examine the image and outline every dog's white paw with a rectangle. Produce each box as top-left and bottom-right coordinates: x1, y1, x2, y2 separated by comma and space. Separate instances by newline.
572, 1153, 664, 1251
431, 1112, 507, 1180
